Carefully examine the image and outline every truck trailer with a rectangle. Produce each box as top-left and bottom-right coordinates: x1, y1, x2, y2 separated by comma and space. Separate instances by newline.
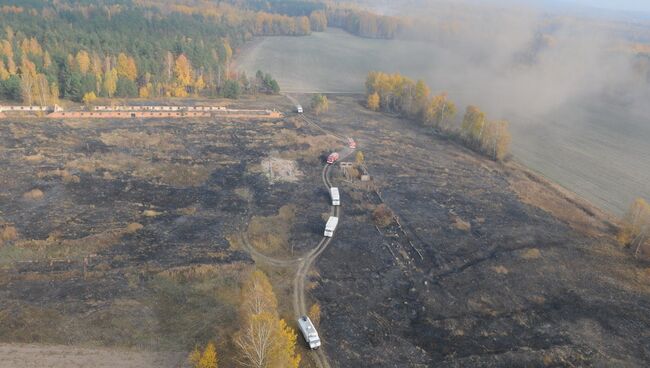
297, 316, 321, 349
324, 216, 339, 237
347, 137, 356, 149
330, 187, 340, 206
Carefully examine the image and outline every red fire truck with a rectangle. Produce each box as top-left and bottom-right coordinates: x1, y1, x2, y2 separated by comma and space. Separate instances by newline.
327, 152, 339, 164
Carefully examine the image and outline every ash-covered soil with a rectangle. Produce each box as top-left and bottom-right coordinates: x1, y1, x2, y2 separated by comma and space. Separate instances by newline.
0, 95, 337, 360
301, 95, 650, 367
2, 93, 649, 367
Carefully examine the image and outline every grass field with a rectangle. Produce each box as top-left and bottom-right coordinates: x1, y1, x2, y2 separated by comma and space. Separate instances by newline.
238, 28, 650, 215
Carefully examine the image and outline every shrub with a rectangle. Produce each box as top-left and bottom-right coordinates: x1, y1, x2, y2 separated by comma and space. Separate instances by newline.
372, 204, 394, 228
308, 303, 321, 327
618, 198, 650, 258
311, 94, 329, 115
23, 189, 44, 200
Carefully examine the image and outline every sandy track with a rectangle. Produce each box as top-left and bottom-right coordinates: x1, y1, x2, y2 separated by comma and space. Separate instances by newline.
0, 343, 184, 368
245, 102, 353, 368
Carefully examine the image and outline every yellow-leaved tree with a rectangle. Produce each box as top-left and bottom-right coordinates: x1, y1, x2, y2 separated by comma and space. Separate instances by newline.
481, 119, 511, 161
116, 53, 137, 81
174, 54, 193, 91
618, 198, 650, 258
235, 312, 276, 368
0, 60, 9, 80
82, 91, 97, 106
367, 92, 380, 111
194, 75, 205, 95
76, 50, 90, 74
240, 270, 278, 318
308, 303, 321, 327
103, 69, 118, 98
270, 319, 300, 368
311, 94, 329, 115
189, 341, 218, 368
235, 270, 300, 368
460, 105, 486, 146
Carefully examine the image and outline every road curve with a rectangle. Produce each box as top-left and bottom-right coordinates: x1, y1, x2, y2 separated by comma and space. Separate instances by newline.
240, 232, 303, 268
248, 94, 354, 368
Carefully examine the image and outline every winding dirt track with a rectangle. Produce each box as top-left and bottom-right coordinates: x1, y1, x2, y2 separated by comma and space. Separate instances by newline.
245, 96, 352, 368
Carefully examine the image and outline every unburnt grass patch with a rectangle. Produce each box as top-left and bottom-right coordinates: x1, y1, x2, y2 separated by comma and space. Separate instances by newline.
0, 223, 144, 265
67, 152, 214, 187
247, 205, 297, 256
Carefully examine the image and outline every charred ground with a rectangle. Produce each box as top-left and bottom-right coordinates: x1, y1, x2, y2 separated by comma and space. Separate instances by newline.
0, 96, 338, 366
0, 94, 649, 367
299, 95, 650, 367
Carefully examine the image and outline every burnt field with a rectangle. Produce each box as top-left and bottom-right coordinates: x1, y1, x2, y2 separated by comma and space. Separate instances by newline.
294, 95, 650, 367
0, 95, 339, 365
1, 93, 649, 367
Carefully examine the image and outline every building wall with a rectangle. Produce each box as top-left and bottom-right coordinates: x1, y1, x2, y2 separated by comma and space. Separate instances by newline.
0, 105, 50, 112
92, 105, 226, 112
0, 105, 282, 119
47, 111, 212, 118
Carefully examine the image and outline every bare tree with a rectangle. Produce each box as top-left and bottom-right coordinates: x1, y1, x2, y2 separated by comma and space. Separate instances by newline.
234, 312, 275, 368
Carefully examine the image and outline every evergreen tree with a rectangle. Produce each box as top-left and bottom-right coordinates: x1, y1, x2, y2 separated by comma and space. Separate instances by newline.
222, 79, 240, 99
115, 77, 137, 98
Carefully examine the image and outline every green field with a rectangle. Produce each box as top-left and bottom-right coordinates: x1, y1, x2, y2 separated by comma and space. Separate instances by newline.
237, 28, 449, 94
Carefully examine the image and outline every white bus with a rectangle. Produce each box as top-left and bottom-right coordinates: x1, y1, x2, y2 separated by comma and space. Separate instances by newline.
324, 216, 339, 237
297, 316, 321, 349
330, 187, 340, 206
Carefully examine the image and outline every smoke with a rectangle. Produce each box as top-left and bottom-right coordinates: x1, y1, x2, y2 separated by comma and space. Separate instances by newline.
398, 0, 646, 119
239, 0, 650, 212
383, 0, 650, 214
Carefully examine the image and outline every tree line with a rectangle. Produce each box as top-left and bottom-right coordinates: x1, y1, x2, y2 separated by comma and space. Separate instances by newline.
365, 71, 511, 161
188, 269, 301, 368
327, 8, 406, 39
0, 1, 295, 104
0, 0, 413, 107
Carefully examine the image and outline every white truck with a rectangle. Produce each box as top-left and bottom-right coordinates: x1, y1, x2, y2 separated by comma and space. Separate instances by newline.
297, 316, 321, 349
324, 216, 339, 237
330, 187, 340, 206
296, 104, 303, 113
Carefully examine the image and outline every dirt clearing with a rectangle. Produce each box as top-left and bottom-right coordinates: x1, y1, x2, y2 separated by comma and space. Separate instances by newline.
0, 344, 185, 368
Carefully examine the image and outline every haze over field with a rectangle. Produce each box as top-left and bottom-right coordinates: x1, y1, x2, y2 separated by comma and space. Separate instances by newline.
238, 2, 650, 215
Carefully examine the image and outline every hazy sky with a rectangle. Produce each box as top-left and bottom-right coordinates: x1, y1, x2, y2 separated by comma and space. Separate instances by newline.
548, 0, 650, 12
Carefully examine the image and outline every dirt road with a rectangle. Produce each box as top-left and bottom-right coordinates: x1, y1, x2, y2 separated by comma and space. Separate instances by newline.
242, 101, 354, 368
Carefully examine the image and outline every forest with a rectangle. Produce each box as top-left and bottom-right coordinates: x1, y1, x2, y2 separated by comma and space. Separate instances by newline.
186, 270, 301, 368
366, 71, 511, 161
0, 0, 307, 104
0, 0, 404, 105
